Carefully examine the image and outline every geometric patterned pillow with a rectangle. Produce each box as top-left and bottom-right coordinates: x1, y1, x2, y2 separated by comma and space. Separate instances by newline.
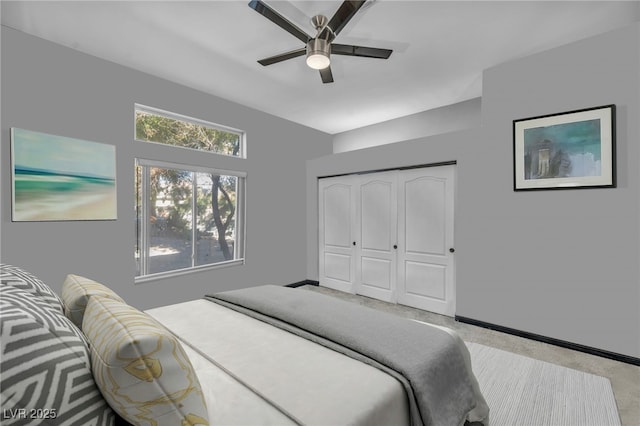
0, 264, 64, 314
82, 296, 210, 426
0, 285, 115, 426
61, 274, 126, 329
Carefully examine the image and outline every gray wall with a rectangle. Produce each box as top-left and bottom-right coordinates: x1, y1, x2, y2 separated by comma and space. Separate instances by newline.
332, 97, 481, 153
308, 23, 640, 358
1, 27, 333, 310
462, 22, 640, 359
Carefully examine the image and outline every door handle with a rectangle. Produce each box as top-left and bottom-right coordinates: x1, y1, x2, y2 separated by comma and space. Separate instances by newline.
449, 248, 455, 253
393, 245, 398, 249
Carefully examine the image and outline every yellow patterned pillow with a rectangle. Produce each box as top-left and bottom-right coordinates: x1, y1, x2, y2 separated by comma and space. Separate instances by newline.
83, 296, 209, 426
62, 274, 126, 329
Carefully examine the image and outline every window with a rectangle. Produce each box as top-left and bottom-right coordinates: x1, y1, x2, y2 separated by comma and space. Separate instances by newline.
135, 104, 244, 158
135, 106, 246, 281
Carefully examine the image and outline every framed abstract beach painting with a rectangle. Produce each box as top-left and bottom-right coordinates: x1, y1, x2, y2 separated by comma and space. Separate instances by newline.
513, 105, 616, 191
11, 128, 117, 221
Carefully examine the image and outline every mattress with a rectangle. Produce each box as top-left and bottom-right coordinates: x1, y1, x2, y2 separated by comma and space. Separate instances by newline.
146, 299, 410, 426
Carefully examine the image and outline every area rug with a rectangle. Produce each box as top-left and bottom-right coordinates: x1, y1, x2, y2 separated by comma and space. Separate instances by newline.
466, 342, 621, 426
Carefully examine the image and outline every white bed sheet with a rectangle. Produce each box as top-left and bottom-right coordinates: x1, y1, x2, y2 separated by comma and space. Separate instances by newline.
146, 299, 410, 426
181, 342, 297, 425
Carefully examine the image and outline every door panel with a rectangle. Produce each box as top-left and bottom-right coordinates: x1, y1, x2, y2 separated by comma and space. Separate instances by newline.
361, 257, 392, 290
405, 177, 446, 255
324, 253, 352, 283
404, 262, 446, 300
397, 166, 455, 316
324, 184, 352, 247
356, 173, 397, 302
319, 177, 357, 293
361, 180, 393, 251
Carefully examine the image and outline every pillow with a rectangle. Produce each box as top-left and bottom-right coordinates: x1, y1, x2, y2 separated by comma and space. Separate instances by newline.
83, 296, 210, 426
0, 285, 115, 425
0, 263, 64, 313
61, 274, 125, 329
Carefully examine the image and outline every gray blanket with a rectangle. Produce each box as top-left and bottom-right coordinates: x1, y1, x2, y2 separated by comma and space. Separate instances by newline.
205, 285, 483, 426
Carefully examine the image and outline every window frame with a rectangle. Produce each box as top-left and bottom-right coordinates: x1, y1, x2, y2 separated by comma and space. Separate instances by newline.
134, 104, 246, 159
134, 104, 247, 283
135, 159, 246, 283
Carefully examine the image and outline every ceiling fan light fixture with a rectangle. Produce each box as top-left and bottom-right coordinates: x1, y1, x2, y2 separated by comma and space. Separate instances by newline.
306, 39, 331, 70
250, 1, 392, 82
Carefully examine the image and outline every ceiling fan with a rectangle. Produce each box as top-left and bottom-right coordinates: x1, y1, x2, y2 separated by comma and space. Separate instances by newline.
248, 0, 393, 83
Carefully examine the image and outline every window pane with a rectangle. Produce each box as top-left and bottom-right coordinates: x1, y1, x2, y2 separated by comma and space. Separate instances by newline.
135, 109, 242, 157
195, 173, 237, 267
148, 167, 193, 275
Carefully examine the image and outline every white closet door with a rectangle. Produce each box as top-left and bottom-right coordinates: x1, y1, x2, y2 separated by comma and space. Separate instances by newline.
397, 165, 456, 316
356, 172, 398, 302
318, 176, 357, 293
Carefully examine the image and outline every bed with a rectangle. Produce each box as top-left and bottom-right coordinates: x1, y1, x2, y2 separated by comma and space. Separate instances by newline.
0, 265, 489, 426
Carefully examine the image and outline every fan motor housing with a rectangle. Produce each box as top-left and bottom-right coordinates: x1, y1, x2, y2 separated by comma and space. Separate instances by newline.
307, 38, 331, 57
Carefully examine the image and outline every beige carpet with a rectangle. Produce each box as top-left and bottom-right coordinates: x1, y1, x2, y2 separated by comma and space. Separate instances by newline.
467, 342, 621, 426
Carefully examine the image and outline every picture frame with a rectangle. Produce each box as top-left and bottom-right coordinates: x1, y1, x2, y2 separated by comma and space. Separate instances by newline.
11, 128, 117, 221
513, 104, 616, 191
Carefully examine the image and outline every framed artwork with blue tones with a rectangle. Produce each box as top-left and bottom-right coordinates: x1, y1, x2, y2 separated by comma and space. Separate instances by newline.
11, 128, 117, 221
513, 105, 615, 191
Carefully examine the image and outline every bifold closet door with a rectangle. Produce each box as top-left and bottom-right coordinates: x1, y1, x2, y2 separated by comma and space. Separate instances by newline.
355, 172, 397, 302
397, 165, 456, 316
318, 176, 357, 293
319, 165, 456, 316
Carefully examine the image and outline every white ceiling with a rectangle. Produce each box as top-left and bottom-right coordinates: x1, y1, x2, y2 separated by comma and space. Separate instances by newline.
2, 1, 639, 134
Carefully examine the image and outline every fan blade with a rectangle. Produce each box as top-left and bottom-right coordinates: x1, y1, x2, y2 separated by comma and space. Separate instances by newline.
319, 66, 334, 83
332, 43, 392, 59
248, 0, 310, 44
258, 48, 306, 66
319, 0, 366, 41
